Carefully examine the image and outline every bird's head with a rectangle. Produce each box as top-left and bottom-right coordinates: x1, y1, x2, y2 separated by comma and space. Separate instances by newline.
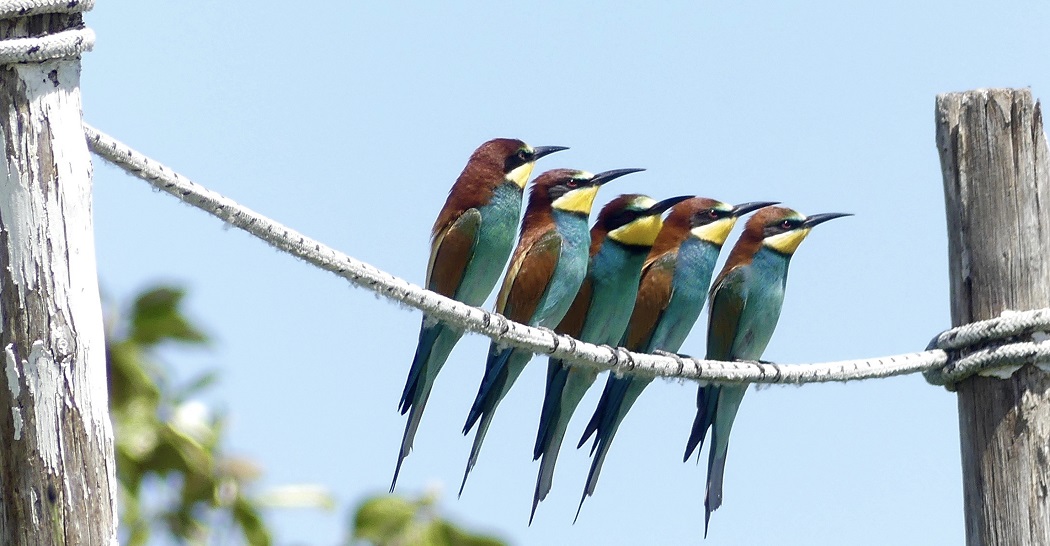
530, 168, 645, 217
596, 194, 693, 248
670, 199, 780, 247
744, 206, 853, 256
465, 139, 568, 190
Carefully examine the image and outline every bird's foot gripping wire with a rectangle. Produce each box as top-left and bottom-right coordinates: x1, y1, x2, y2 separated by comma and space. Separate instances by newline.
734, 359, 783, 389
653, 349, 691, 380
537, 326, 560, 354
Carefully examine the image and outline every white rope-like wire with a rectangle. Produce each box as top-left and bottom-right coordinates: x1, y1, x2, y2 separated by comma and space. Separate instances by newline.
0, 27, 93, 64
0, 0, 95, 64
923, 309, 1050, 386
83, 124, 1050, 387
928, 309, 1050, 351
0, 0, 94, 18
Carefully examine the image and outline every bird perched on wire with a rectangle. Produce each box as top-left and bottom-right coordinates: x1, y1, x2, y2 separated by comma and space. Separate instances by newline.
528, 193, 692, 523
683, 206, 851, 536
459, 167, 644, 495
391, 139, 567, 491
574, 198, 776, 519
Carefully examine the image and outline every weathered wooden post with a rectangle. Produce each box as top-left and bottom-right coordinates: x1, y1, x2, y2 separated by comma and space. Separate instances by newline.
936, 88, 1050, 545
0, 2, 117, 544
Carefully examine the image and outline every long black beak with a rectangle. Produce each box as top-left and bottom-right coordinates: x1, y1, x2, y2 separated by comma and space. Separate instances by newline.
645, 195, 694, 216
591, 168, 645, 186
731, 201, 779, 217
802, 212, 853, 228
533, 146, 569, 160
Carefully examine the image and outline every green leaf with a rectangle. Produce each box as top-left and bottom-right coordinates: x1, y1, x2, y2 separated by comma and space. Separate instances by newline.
107, 341, 161, 409
114, 398, 160, 460
158, 424, 214, 474
353, 495, 417, 543
178, 371, 220, 400
439, 520, 506, 546
130, 286, 208, 345
418, 520, 452, 546
349, 493, 508, 546
233, 496, 273, 546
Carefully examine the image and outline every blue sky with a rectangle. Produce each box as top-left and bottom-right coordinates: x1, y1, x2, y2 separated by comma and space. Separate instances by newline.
84, 2, 1050, 544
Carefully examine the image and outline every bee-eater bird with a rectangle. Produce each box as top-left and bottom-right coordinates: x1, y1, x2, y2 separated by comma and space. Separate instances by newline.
574, 199, 776, 519
391, 139, 567, 491
682, 206, 851, 536
529, 193, 693, 523
459, 167, 644, 495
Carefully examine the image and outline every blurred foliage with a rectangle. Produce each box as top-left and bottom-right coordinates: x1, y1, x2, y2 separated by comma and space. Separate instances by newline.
107, 285, 502, 545
106, 286, 331, 546
350, 491, 507, 546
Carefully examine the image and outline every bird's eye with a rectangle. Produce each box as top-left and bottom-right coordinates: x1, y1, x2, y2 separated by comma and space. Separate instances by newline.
781, 220, 794, 229
517, 150, 530, 162
565, 179, 579, 189
707, 209, 720, 219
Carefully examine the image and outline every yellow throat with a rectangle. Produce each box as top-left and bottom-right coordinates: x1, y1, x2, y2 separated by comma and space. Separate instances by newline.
552, 184, 600, 215
609, 197, 662, 247
691, 217, 737, 246
505, 161, 535, 189
764, 227, 811, 255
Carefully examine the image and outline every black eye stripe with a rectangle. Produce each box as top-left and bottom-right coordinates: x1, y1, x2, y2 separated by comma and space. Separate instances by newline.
504, 149, 533, 173
761, 218, 802, 238
692, 208, 728, 226
605, 209, 643, 231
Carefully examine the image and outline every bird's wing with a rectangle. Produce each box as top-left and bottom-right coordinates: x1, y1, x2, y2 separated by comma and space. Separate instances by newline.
553, 277, 593, 338
706, 264, 749, 361
496, 229, 562, 322
624, 253, 676, 351
683, 264, 750, 460
578, 253, 673, 452
426, 208, 481, 298
533, 275, 592, 461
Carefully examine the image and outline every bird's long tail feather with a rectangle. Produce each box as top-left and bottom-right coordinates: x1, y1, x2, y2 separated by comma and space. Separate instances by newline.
460, 408, 495, 497
463, 347, 513, 434
392, 324, 461, 491
531, 363, 599, 523
399, 323, 443, 413
575, 375, 652, 521
703, 385, 747, 537
530, 426, 567, 525
534, 360, 569, 459
578, 376, 610, 452
391, 378, 433, 492
684, 385, 721, 462
459, 349, 532, 495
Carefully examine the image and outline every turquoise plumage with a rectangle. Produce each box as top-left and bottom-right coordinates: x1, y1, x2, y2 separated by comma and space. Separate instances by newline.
391, 139, 566, 490
530, 194, 691, 522
459, 168, 643, 495
683, 206, 851, 536
575, 199, 774, 519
